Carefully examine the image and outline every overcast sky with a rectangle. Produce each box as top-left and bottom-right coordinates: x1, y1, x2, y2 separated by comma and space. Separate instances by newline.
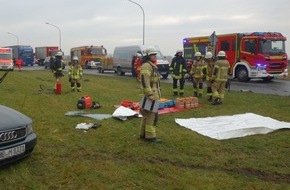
1, 0, 290, 56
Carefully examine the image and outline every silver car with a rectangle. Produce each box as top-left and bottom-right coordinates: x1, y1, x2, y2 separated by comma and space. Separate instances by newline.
0, 105, 37, 166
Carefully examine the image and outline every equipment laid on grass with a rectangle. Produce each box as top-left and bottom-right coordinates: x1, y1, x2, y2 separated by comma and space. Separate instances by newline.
77, 96, 101, 109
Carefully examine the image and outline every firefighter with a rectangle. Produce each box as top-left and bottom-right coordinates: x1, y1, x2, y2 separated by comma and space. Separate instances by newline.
202, 52, 215, 102
211, 51, 230, 105
68, 56, 83, 92
169, 49, 188, 96
190, 52, 204, 97
52, 51, 65, 89
139, 48, 162, 143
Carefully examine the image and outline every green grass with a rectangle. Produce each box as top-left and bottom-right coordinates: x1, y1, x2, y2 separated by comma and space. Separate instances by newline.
0, 70, 290, 190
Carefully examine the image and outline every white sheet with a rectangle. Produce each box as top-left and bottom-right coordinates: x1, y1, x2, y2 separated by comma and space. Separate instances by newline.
112, 106, 140, 121
175, 113, 290, 140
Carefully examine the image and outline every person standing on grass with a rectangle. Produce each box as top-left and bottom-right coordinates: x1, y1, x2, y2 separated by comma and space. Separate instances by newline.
52, 51, 65, 90
68, 56, 83, 92
202, 52, 215, 102
190, 52, 204, 97
211, 51, 230, 105
139, 47, 162, 143
169, 49, 188, 96
15, 58, 23, 72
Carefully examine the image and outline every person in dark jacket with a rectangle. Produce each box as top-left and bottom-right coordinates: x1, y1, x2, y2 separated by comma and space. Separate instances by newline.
169, 50, 188, 96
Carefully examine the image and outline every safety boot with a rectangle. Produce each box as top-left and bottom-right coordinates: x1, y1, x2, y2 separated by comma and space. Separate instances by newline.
194, 92, 198, 97
179, 92, 184, 97
208, 96, 212, 102
145, 138, 162, 143
212, 98, 222, 105
173, 92, 178, 96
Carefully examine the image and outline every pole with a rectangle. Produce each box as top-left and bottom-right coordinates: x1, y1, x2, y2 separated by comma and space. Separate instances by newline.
7, 32, 19, 45
127, 0, 145, 45
45, 22, 62, 50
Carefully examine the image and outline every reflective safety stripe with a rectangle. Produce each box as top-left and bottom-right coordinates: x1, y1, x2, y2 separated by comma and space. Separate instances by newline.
145, 124, 156, 139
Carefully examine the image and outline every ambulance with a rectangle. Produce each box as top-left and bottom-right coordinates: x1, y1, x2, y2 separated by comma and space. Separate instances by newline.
0, 48, 14, 71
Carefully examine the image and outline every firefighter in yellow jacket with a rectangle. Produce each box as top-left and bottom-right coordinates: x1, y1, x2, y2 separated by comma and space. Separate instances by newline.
202, 52, 215, 102
190, 52, 204, 97
169, 49, 188, 96
211, 51, 230, 105
139, 48, 162, 143
68, 56, 83, 92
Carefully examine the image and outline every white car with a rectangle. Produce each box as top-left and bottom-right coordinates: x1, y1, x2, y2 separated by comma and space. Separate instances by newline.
0, 61, 14, 71
85, 60, 100, 69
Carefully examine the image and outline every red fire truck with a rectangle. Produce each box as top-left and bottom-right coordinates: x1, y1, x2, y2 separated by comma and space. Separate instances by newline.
183, 32, 288, 81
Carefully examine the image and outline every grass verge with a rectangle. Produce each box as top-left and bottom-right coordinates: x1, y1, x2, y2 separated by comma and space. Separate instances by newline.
0, 70, 289, 190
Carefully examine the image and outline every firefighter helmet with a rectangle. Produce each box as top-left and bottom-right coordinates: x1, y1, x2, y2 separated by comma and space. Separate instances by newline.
217, 51, 226, 57
55, 51, 63, 57
194, 52, 202, 57
176, 49, 183, 54
72, 56, 78, 61
205, 52, 213, 59
145, 48, 158, 56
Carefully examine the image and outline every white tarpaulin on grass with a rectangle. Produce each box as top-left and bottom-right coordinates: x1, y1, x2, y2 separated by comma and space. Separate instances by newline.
175, 113, 290, 140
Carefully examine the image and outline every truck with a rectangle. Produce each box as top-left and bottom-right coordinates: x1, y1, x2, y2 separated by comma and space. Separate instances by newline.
183, 32, 288, 82
0, 48, 14, 71
5, 45, 34, 66
35, 46, 58, 66
70, 45, 111, 70
113, 45, 170, 78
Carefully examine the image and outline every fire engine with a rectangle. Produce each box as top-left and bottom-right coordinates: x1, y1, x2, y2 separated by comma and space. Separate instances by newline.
183, 32, 288, 81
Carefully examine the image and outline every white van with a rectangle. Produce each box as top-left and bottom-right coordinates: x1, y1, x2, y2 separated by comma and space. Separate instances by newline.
113, 45, 169, 78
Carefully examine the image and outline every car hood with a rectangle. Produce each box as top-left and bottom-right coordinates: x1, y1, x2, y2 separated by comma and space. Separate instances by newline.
0, 105, 32, 130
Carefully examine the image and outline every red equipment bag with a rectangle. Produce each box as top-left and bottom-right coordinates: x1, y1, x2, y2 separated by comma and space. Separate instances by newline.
77, 95, 92, 109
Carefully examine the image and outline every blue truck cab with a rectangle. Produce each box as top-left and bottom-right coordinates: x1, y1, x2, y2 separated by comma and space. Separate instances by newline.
6, 45, 34, 66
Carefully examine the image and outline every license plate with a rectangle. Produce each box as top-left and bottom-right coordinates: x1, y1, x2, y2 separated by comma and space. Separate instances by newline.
0, 144, 26, 160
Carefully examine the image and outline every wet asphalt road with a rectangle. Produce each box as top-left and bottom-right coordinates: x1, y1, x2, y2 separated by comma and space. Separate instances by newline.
22, 65, 290, 97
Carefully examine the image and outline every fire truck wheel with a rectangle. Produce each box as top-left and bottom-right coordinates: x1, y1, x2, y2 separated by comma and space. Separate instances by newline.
236, 66, 250, 82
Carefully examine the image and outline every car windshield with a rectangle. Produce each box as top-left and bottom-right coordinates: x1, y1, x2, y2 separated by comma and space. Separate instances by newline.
0, 54, 12, 59
258, 39, 286, 55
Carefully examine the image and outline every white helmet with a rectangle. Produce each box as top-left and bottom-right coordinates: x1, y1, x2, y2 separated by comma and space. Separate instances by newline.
176, 49, 183, 54
194, 52, 202, 57
217, 51, 226, 57
72, 56, 78, 61
205, 52, 213, 59
55, 51, 63, 57
145, 48, 158, 56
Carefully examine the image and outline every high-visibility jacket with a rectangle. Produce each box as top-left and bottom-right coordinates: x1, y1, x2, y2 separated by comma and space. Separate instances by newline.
212, 59, 230, 82
69, 64, 83, 80
190, 60, 204, 78
169, 56, 187, 79
140, 60, 161, 100
202, 60, 215, 81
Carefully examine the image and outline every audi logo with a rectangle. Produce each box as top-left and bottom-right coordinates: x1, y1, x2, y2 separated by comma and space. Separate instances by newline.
0, 131, 18, 142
